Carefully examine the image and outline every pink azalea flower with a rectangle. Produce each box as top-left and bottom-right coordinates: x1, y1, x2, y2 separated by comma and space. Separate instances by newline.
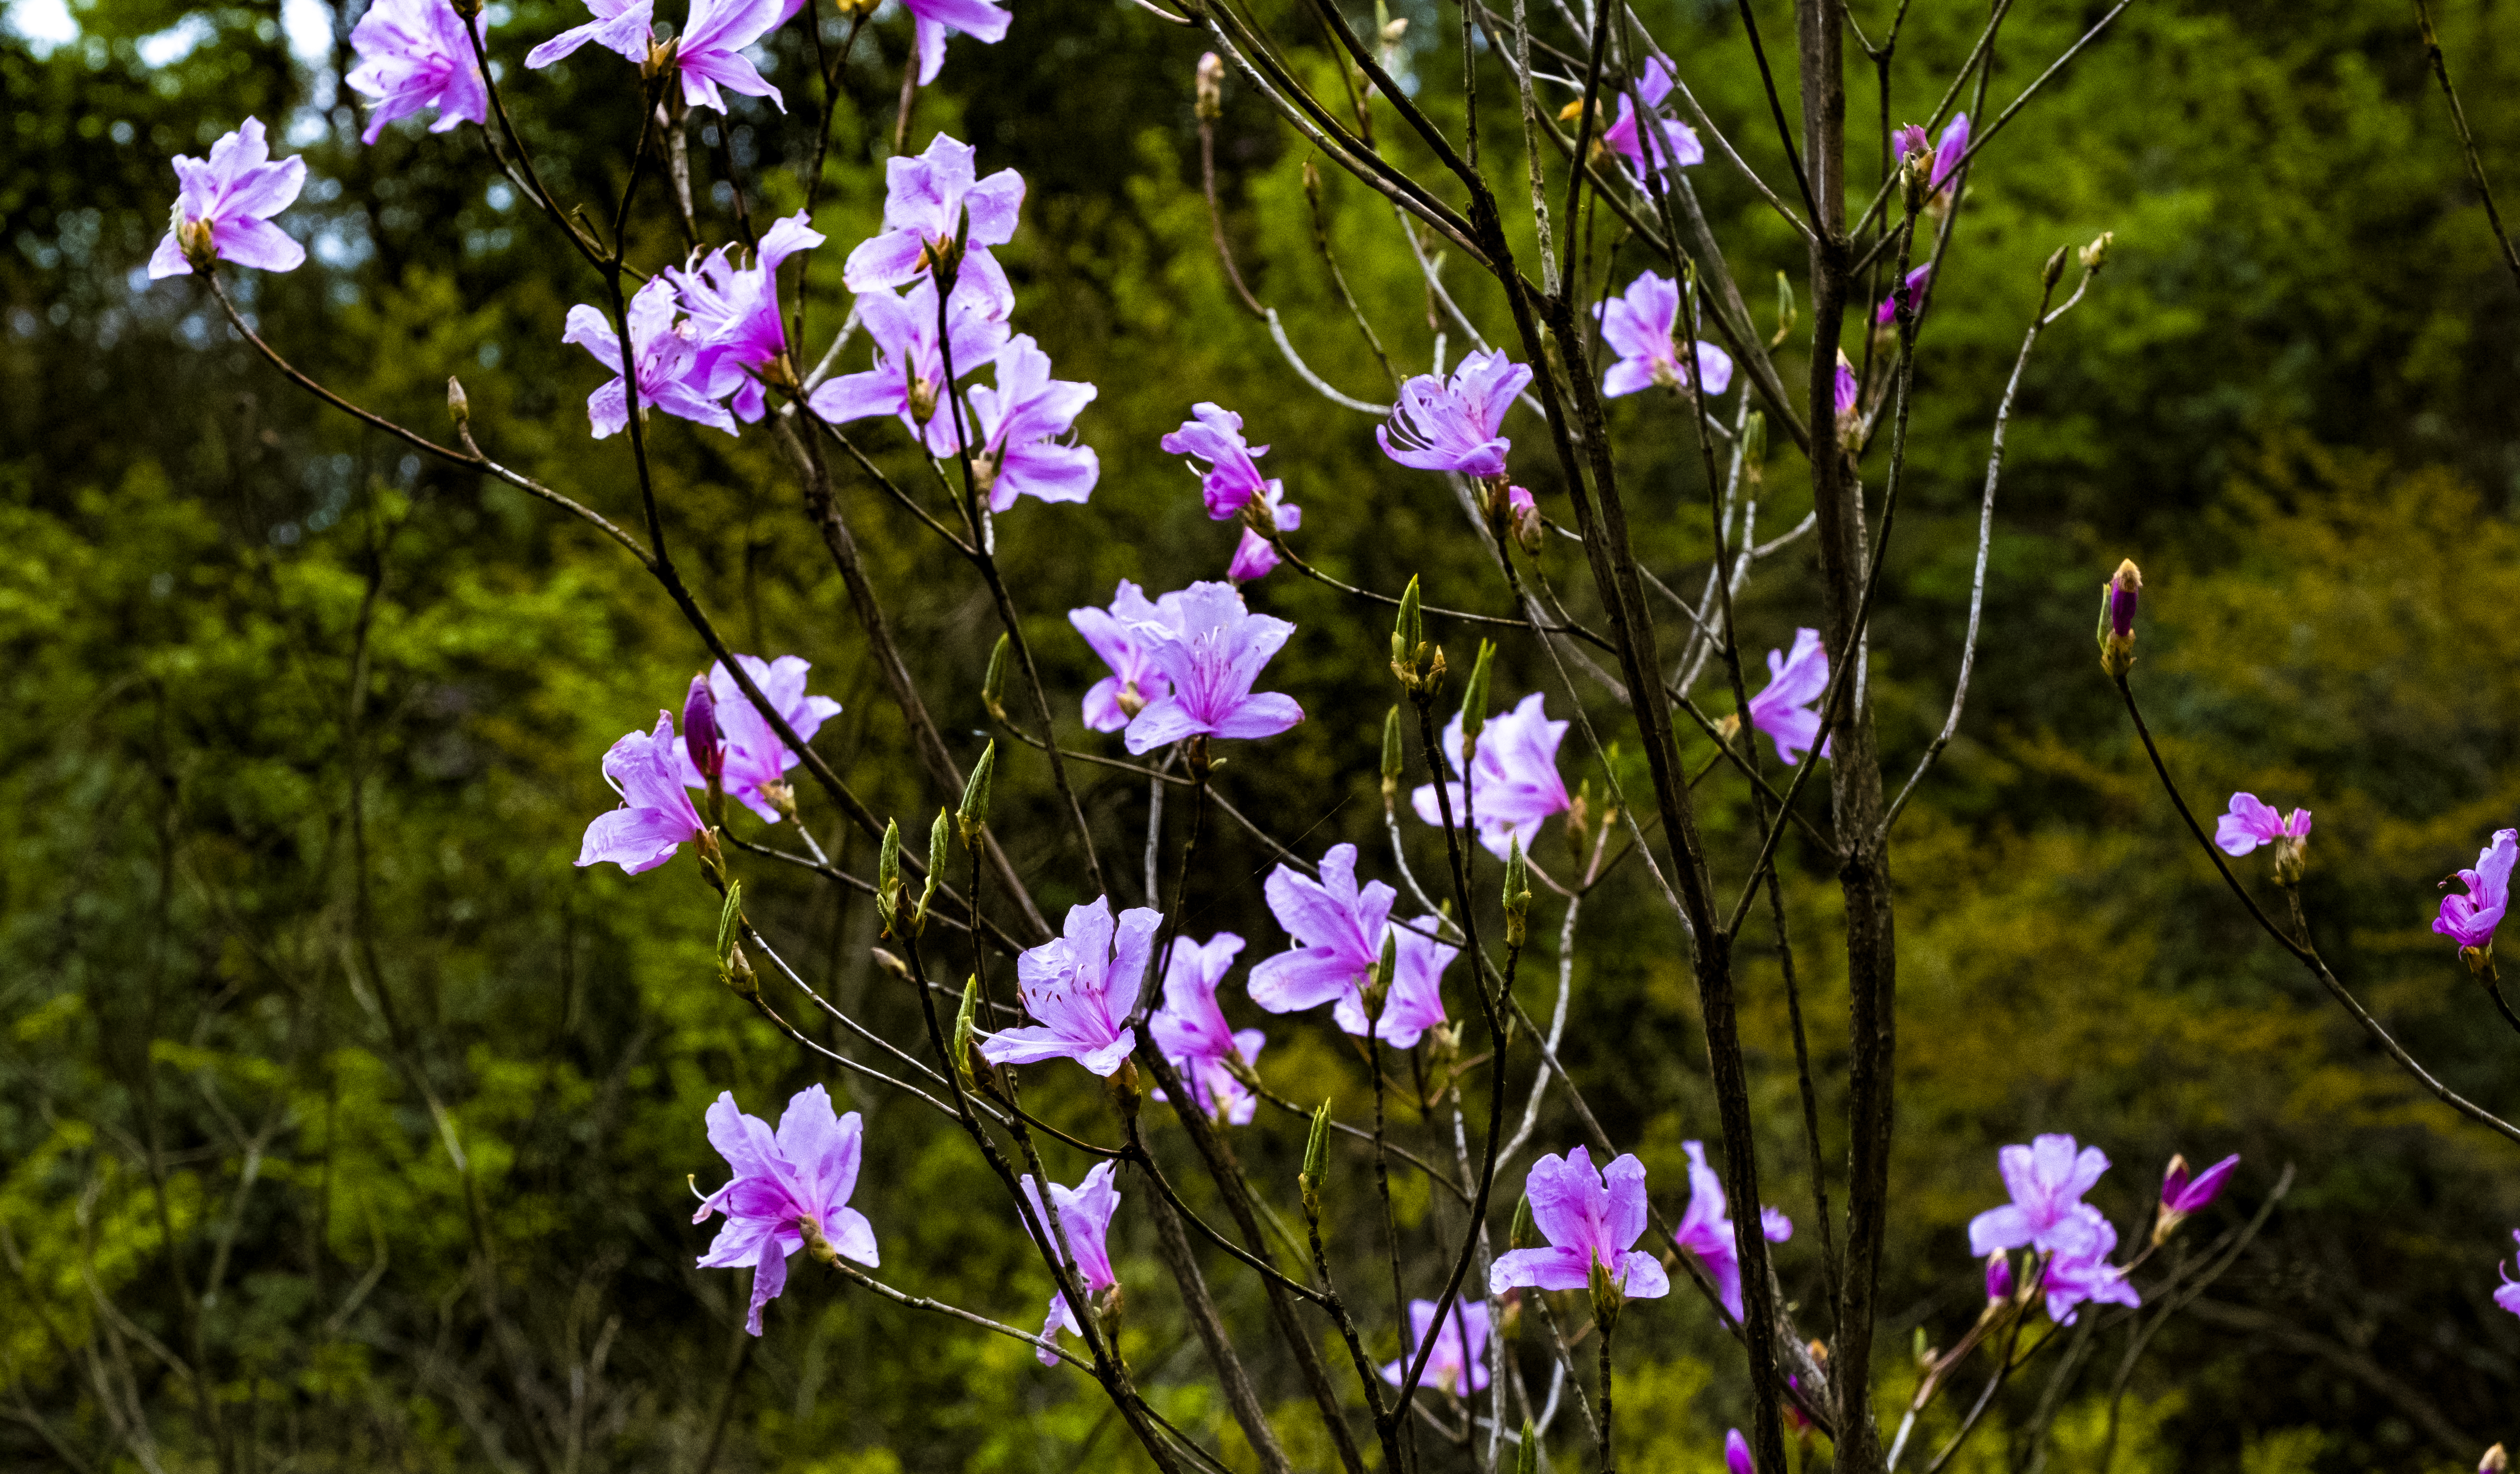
1874, 263, 1933, 325
672, 210, 825, 422
1161, 402, 1278, 520
2215, 793, 2311, 856
1489, 1145, 1670, 1299
1985, 1250, 2014, 1302
1379, 349, 1532, 479
1967, 1134, 2113, 1258
563, 278, 738, 439
1070, 581, 1182, 733
1118, 581, 1304, 755
1380, 1298, 1492, 1396
805, 275, 1008, 446
2161, 1152, 2240, 1217
668, 655, 841, 822
1225, 485, 1302, 584
1747, 628, 1831, 767
671, 0, 788, 113
1410, 691, 1572, 860
346, 0, 488, 145
2435, 829, 2518, 951
1671, 1139, 1792, 1322
1249, 843, 1396, 1017
904, 0, 1010, 86
1020, 1161, 1121, 1365
683, 674, 724, 785
525, 0, 655, 68
957, 334, 1100, 512
1330, 916, 1458, 1049
980, 897, 1159, 1077
1600, 58, 1702, 179
1149, 933, 1265, 1125
577, 711, 708, 873
1596, 270, 1733, 397
693, 1085, 878, 1335
147, 117, 306, 279
1889, 113, 1969, 196
2496, 1232, 2520, 1319
1724, 1430, 1754, 1474
1834, 350, 1860, 424
841, 133, 1022, 317
2037, 1214, 2140, 1325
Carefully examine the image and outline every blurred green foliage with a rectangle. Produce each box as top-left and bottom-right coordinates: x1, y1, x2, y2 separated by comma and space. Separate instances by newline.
4, 0, 2520, 1466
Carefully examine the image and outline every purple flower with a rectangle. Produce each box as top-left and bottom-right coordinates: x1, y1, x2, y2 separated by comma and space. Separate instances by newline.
1834, 350, 1860, 424
2037, 1215, 2140, 1325
2161, 1152, 2240, 1216
841, 133, 1022, 316
525, 0, 655, 68
563, 277, 740, 439
1225, 485, 1303, 584
1597, 270, 1733, 398
1747, 628, 1830, 767
669, 655, 841, 822
578, 711, 708, 873
670, 0, 788, 113
960, 334, 1100, 512
1070, 581, 1182, 733
2435, 829, 2518, 951
1379, 349, 1532, 479
1410, 691, 1572, 860
1985, 1250, 2014, 1302
1671, 1139, 1792, 1322
980, 897, 1159, 1077
672, 210, 825, 422
683, 674, 724, 783
1874, 263, 1933, 326
1489, 1146, 1670, 1300
1967, 1134, 2113, 1258
346, 0, 488, 145
1161, 402, 1278, 520
1724, 1430, 1754, 1474
2496, 1232, 2520, 1319
2214, 793, 2310, 856
1249, 843, 1396, 1017
1149, 933, 1266, 1125
147, 118, 307, 279
1380, 1298, 1492, 1396
1020, 1161, 1120, 1365
1929, 113, 1970, 195
904, 0, 1011, 86
1331, 916, 1459, 1049
1118, 581, 1304, 755
805, 276, 1008, 446
693, 1085, 877, 1335
1600, 58, 1703, 179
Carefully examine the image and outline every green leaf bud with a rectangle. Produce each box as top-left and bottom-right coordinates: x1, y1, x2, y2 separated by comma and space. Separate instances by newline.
957, 741, 997, 846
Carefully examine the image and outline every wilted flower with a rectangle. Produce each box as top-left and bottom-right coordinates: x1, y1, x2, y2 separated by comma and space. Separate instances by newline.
577, 711, 708, 873
1598, 270, 1733, 398
980, 897, 1160, 1078
1250, 844, 1397, 1017
673, 211, 825, 422
2435, 829, 2518, 952
954, 335, 1100, 511
525, 0, 655, 68
147, 117, 307, 279
1968, 1134, 2112, 1258
1380, 1298, 1492, 1395
842, 133, 1023, 316
805, 275, 1009, 442
693, 1085, 877, 1335
903, 0, 1010, 86
346, 0, 488, 145
1600, 58, 1702, 179
1489, 1146, 1670, 1300
1119, 582, 1304, 755
1070, 581, 1181, 732
563, 278, 739, 439
1671, 1139, 1792, 1323
672, 655, 842, 822
1411, 692, 1573, 859
1161, 402, 1279, 520
1149, 933, 1266, 1124
1379, 349, 1532, 479
1020, 1161, 1121, 1364
1747, 628, 1830, 767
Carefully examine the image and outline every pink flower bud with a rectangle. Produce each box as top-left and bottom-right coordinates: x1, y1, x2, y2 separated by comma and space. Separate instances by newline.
1985, 1249, 2013, 1302
683, 674, 724, 782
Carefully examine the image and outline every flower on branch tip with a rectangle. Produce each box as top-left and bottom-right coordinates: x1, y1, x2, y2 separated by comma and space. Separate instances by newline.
1488, 1145, 1670, 1301
2160, 1151, 2239, 1218
954, 334, 1100, 512
694, 1085, 876, 1335
805, 275, 1008, 442
904, 0, 1009, 86
1875, 263, 1933, 326
1020, 1161, 1120, 1365
2214, 793, 2310, 857
1330, 916, 1457, 1049
577, 711, 707, 873
1070, 580, 1181, 733
842, 133, 1022, 314
1600, 58, 1702, 180
1117, 581, 1303, 755
346, 0, 488, 145
1161, 402, 1278, 520
668, 0, 788, 113
1833, 350, 1860, 425
1985, 1249, 2013, 1303
1597, 270, 1733, 398
1250, 844, 1396, 1019
683, 674, 724, 782
1967, 1134, 2112, 1259
1724, 1430, 1754, 1474
1411, 692, 1572, 860
671, 211, 824, 422
1149, 933, 1265, 1125
980, 897, 1158, 1077
1379, 349, 1531, 479
2496, 1232, 2520, 1320
1747, 628, 1831, 767
2435, 829, 2517, 952
1671, 1139, 1792, 1323
671, 655, 841, 822
1225, 484, 1302, 584
525, 0, 656, 68
2038, 1213, 2140, 1325
1380, 1298, 1492, 1396
563, 278, 739, 439
148, 117, 307, 279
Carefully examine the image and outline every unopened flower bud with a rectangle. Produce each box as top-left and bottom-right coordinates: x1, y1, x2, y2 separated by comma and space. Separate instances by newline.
2080, 230, 2113, 273
1195, 52, 1225, 121
913, 808, 947, 932
721, 938, 759, 999
1516, 1420, 1538, 1474
2098, 558, 2141, 677
952, 977, 982, 1091
1300, 1096, 1332, 1215
684, 673, 725, 783
1984, 1249, 2012, 1303
1363, 929, 1397, 1023
2042, 245, 2069, 293
446, 375, 471, 429
1091, 1280, 1126, 1339
875, 819, 903, 933
1460, 639, 1496, 763
1507, 485, 1543, 553
1107, 1056, 1144, 1119
1381, 706, 1404, 804
907, 375, 939, 426
2480, 1443, 2509, 1474
1503, 838, 1531, 950
981, 633, 1011, 721
957, 740, 997, 846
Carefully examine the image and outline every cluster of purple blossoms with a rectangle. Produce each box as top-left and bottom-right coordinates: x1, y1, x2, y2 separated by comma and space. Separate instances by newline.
1161, 404, 1304, 583
1491, 1146, 1670, 1300
1381, 1298, 1492, 1396
1598, 270, 1734, 398
347, 0, 488, 142
1601, 58, 1702, 180
1966, 1134, 2142, 1325
1068, 581, 1303, 756
1380, 350, 1532, 480
577, 654, 841, 872
525, 0, 788, 112
669, 212, 826, 423
1020, 1161, 1122, 1364
1411, 692, 1573, 859
1671, 1140, 1793, 1324
1247, 844, 1465, 1048
1148, 934, 1267, 1124
1748, 628, 1831, 766
148, 118, 308, 280
2436, 828, 2517, 952
693, 1086, 877, 1335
